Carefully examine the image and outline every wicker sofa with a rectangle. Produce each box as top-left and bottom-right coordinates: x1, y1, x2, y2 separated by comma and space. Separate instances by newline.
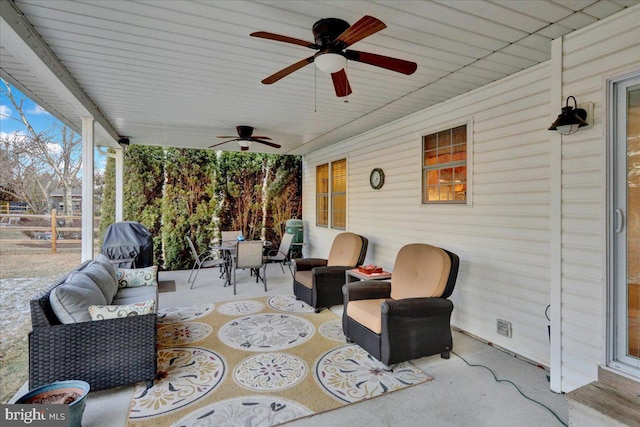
28, 254, 158, 391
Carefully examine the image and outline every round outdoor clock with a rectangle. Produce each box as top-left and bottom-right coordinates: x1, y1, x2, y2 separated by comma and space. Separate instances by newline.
369, 168, 385, 190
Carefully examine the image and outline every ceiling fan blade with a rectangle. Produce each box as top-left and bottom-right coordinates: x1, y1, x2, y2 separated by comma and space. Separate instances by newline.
251, 135, 272, 140
262, 56, 315, 84
345, 49, 417, 75
250, 31, 320, 49
209, 139, 236, 149
334, 16, 386, 48
254, 139, 281, 149
331, 69, 352, 97
217, 135, 237, 138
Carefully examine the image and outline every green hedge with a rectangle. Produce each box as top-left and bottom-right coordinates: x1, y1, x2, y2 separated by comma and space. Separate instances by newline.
162, 148, 218, 271
100, 146, 301, 271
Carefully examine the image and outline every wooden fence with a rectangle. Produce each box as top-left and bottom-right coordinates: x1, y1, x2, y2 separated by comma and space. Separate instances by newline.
0, 210, 98, 254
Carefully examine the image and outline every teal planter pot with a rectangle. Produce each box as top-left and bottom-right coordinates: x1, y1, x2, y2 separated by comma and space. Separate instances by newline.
15, 380, 90, 427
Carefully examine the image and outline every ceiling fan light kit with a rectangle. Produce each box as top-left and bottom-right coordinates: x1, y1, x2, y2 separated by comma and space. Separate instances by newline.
250, 15, 417, 97
314, 52, 346, 74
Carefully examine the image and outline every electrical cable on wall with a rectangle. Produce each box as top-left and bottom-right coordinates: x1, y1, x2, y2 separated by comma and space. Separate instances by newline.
545, 304, 551, 342
452, 351, 567, 427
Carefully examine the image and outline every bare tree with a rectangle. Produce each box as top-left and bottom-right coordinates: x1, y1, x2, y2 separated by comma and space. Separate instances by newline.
0, 132, 52, 213
1, 79, 81, 214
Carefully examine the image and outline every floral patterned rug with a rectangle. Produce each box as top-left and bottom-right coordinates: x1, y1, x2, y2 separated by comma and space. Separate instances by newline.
127, 295, 432, 427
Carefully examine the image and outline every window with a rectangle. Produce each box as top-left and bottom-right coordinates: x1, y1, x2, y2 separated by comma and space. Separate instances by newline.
331, 159, 347, 229
316, 164, 329, 227
316, 159, 347, 229
422, 124, 468, 204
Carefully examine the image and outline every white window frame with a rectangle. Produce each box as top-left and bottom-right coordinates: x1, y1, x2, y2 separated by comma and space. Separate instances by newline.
315, 158, 348, 230
421, 120, 473, 206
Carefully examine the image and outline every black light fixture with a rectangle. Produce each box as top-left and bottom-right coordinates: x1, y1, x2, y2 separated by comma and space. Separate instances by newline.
548, 96, 588, 135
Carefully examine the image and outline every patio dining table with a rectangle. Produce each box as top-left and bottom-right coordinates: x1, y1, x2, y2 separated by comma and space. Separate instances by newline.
210, 240, 237, 287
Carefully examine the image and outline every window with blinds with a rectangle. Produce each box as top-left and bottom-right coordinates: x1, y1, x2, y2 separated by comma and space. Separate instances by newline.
316, 163, 329, 227
422, 124, 468, 204
331, 159, 347, 229
316, 159, 347, 229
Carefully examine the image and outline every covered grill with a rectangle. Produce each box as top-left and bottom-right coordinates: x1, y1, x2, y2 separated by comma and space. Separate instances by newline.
285, 218, 303, 259
101, 221, 153, 268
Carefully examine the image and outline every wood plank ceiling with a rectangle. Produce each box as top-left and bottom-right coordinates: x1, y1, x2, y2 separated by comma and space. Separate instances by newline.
0, 0, 634, 154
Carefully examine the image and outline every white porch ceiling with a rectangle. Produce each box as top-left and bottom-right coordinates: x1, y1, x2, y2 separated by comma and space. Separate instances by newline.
0, 0, 634, 154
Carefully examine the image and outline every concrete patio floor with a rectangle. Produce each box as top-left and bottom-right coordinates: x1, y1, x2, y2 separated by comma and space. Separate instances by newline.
12, 264, 568, 426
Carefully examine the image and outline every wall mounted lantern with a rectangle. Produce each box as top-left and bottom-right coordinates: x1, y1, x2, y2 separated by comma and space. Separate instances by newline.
548, 96, 588, 135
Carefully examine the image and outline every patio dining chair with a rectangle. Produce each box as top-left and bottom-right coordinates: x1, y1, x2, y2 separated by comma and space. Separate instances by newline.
264, 232, 295, 275
186, 236, 226, 289
221, 230, 242, 243
232, 240, 267, 295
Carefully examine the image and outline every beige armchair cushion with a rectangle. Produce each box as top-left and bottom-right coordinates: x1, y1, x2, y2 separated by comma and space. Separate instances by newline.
390, 244, 452, 300
346, 298, 387, 334
327, 233, 363, 267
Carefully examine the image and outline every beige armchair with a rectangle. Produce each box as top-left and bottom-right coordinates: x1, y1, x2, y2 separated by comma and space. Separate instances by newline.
293, 232, 368, 312
342, 243, 459, 365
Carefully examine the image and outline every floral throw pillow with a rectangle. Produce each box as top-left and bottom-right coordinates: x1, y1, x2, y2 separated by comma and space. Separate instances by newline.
88, 299, 155, 321
116, 266, 158, 288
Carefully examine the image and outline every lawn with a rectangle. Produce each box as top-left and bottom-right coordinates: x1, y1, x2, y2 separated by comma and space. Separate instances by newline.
0, 232, 82, 403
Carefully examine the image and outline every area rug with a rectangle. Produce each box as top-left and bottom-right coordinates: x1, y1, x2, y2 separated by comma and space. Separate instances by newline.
158, 280, 176, 293
127, 295, 432, 427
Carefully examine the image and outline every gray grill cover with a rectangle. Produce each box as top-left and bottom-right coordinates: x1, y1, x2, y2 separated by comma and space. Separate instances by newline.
101, 222, 153, 268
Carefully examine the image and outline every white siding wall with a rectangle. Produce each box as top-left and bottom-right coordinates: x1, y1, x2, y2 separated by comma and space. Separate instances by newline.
559, 7, 640, 392
301, 4, 640, 393
303, 63, 554, 367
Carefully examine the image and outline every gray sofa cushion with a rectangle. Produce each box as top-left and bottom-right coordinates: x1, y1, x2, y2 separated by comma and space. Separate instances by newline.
49, 273, 108, 323
111, 286, 157, 307
93, 253, 118, 282
81, 262, 118, 303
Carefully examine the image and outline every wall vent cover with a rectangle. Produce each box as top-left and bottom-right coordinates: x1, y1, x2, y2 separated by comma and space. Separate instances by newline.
497, 319, 512, 338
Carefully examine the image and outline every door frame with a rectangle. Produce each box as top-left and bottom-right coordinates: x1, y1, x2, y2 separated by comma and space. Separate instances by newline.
606, 71, 640, 375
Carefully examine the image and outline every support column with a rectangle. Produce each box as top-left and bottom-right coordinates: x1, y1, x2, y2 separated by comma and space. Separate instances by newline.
549, 37, 563, 393
81, 117, 95, 262
115, 147, 124, 222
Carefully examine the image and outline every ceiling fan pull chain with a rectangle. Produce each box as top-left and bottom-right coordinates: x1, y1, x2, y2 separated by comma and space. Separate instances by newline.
314, 65, 317, 112
344, 61, 349, 103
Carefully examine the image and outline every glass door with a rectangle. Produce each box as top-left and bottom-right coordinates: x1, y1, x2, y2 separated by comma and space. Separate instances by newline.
613, 75, 640, 369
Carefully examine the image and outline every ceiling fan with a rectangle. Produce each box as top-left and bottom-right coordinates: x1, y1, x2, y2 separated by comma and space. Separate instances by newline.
209, 126, 281, 151
251, 15, 417, 97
